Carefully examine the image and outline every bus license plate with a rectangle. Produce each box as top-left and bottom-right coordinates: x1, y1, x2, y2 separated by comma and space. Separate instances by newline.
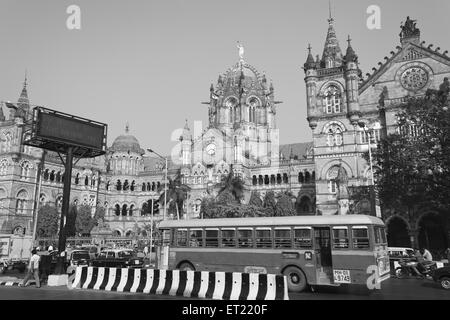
333, 269, 351, 283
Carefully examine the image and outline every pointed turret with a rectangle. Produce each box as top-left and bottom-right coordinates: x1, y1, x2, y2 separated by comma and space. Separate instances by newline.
321, 14, 343, 68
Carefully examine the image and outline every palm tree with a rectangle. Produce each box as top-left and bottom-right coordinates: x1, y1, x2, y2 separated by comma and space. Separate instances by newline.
216, 165, 245, 204
158, 171, 191, 219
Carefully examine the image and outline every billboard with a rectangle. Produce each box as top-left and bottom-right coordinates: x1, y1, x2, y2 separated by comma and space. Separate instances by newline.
24, 107, 107, 158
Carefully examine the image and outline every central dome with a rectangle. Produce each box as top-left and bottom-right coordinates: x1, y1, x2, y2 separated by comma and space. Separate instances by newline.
110, 133, 144, 154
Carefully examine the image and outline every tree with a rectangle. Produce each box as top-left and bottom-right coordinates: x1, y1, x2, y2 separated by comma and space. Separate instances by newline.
159, 171, 190, 219
263, 191, 277, 216
64, 205, 77, 237
36, 204, 59, 237
370, 84, 450, 218
275, 192, 296, 216
75, 205, 94, 236
216, 166, 245, 203
248, 191, 263, 207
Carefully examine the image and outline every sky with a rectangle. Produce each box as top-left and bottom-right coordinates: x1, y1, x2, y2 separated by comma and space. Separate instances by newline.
0, 0, 449, 155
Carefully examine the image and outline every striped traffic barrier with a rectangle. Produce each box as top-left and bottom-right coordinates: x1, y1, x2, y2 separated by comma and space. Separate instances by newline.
71, 266, 289, 300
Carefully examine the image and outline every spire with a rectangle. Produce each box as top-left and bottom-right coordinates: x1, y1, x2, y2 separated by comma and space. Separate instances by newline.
344, 35, 358, 63
304, 43, 316, 69
321, 8, 343, 68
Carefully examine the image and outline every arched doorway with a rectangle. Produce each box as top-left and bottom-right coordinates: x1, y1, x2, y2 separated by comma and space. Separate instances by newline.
387, 216, 410, 247
418, 213, 448, 255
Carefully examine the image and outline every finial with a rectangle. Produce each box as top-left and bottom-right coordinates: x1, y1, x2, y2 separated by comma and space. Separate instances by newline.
125, 122, 129, 134
23, 69, 28, 88
328, 0, 334, 23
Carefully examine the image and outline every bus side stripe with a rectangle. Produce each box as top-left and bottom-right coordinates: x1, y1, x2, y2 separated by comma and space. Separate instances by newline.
190, 271, 202, 298
222, 272, 233, 300
205, 271, 216, 299
176, 270, 188, 296
238, 273, 250, 300
229, 273, 242, 300
256, 274, 268, 300
149, 269, 160, 294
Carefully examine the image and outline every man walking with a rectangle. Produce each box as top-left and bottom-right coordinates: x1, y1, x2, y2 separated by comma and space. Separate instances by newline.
20, 249, 41, 288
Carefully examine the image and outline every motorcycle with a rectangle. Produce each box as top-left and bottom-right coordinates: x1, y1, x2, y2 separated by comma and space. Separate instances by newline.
395, 258, 437, 279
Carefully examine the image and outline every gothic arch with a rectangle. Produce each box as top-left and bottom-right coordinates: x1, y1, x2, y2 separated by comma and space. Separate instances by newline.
319, 159, 354, 180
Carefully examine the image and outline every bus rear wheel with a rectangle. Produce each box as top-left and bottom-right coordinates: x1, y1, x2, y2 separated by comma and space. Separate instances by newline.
178, 262, 195, 271
283, 266, 307, 293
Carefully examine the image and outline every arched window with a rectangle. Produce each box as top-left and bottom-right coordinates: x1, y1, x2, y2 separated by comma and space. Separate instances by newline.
324, 86, 341, 114
0, 159, 8, 175
122, 204, 128, 216
129, 204, 134, 216
16, 190, 28, 214
115, 204, 121, 216
325, 123, 344, 147
326, 166, 347, 194
20, 161, 31, 179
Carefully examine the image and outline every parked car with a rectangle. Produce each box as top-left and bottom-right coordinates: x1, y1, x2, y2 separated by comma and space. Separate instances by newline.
90, 249, 144, 268
67, 250, 90, 267
432, 266, 450, 290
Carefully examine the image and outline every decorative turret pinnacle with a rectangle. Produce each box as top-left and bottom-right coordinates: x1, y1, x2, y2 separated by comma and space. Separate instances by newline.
304, 44, 316, 69
344, 35, 358, 63
321, 9, 343, 68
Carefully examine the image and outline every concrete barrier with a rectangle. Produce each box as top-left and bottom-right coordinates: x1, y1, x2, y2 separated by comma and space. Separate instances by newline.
71, 266, 289, 300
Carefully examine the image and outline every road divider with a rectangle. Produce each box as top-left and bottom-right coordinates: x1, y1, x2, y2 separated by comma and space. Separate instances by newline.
70, 266, 289, 300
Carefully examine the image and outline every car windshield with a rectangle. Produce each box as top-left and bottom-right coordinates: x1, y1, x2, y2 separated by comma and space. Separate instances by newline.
72, 252, 90, 260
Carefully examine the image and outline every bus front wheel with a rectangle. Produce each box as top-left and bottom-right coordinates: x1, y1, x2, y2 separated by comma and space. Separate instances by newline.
283, 266, 307, 293
178, 262, 195, 271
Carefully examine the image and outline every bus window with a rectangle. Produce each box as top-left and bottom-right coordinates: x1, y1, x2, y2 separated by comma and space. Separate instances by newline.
274, 228, 291, 248
205, 229, 219, 247
352, 227, 369, 249
189, 229, 203, 247
176, 229, 188, 247
294, 228, 312, 248
221, 229, 236, 247
255, 228, 272, 248
332, 227, 349, 249
237, 228, 254, 248
374, 226, 387, 244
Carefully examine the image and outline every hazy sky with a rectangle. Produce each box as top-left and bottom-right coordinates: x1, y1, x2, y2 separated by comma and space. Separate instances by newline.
0, 0, 449, 155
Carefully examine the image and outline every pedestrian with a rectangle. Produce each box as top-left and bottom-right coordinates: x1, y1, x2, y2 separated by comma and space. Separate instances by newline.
19, 249, 41, 288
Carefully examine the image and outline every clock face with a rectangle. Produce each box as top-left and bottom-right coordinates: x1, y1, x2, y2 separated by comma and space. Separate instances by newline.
206, 143, 216, 155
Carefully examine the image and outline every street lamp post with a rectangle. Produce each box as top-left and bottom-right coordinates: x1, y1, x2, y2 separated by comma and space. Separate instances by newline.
358, 122, 379, 217
147, 149, 167, 220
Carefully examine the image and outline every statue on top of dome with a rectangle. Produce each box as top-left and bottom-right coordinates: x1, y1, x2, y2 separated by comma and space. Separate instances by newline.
237, 41, 245, 62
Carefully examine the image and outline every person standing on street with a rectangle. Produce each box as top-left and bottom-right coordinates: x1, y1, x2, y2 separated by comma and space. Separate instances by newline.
20, 249, 41, 288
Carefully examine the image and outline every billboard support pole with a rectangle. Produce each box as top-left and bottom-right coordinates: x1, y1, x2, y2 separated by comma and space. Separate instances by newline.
54, 146, 73, 274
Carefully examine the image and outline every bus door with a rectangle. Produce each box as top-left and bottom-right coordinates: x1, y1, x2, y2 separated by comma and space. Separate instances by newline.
313, 227, 333, 284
